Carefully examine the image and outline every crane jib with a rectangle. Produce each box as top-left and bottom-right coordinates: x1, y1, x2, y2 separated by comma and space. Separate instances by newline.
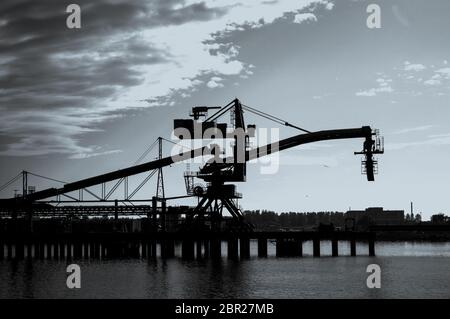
5, 126, 374, 202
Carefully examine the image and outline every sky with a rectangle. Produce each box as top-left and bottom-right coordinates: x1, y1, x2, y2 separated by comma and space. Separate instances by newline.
1, 0, 450, 219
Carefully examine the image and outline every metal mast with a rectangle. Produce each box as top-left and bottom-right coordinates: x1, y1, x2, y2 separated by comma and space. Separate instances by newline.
156, 137, 165, 199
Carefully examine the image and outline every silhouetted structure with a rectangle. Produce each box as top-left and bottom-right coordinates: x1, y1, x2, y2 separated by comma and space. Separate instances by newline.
345, 207, 404, 231
0, 98, 386, 259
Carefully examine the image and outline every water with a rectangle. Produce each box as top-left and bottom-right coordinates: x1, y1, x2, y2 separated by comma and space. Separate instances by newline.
1, 241, 450, 298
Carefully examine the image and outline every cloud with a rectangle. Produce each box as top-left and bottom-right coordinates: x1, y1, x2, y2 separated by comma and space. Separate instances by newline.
403, 61, 426, 72
293, 13, 317, 24
419, 67, 450, 87
207, 76, 224, 88
424, 78, 441, 86
0, 110, 122, 156
325, 2, 335, 10
436, 67, 450, 79
369, 61, 450, 96
0, 0, 330, 158
69, 149, 123, 160
356, 77, 394, 97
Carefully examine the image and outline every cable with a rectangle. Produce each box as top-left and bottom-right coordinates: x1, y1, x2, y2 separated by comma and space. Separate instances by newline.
0, 172, 22, 192
27, 172, 66, 184
160, 137, 192, 151
205, 100, 236, 122
134, 139, 158, 164
242, 104, 311, 133
28, 171, 102, 200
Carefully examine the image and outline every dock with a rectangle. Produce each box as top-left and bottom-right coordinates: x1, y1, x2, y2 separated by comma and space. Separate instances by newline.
0, 231, 376, 260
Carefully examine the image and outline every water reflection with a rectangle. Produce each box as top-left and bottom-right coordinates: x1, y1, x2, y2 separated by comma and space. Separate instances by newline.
1, 242, 450, 299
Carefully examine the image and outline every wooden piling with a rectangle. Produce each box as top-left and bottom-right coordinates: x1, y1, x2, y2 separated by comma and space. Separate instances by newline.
203, 240, 209, 258
94, 242, 100, 258
196, 240, 202, 259
227, 237, 238, 259
39, 242, 45, 259
257, 238, 267, 257
240, 237, 250, 258
15, 241, 24, 259
46, 242, 52, 259
313, 238, 321, 257
59, 242, 66, 259
350, 239, 356, 256
73, 241, 82, 259
141, 241, 147, 258
182, 239, 195, 259
147, 240, 156, 258
33, 242, 38, 259
101, 243, 107, 259
7, 242, 13, 259
369, 238, 375, 256
161, 239, 175, 258
26, 242, 32, 259
89, 241, 95, 259
210, 239, 221, 259
332, 238, 338, 257
296, 239, 303, 257
53, 242, 59, 259
276, 238, 283, 257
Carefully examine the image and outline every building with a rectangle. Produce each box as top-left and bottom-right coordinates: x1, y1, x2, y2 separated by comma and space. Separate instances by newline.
345, 207, 404, 230
431, 214, 450, 224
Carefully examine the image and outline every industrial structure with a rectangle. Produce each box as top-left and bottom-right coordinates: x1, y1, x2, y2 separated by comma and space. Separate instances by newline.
0, 98, 385, 259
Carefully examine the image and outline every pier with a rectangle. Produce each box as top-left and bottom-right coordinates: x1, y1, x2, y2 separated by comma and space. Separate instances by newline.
0, 231, 376, 260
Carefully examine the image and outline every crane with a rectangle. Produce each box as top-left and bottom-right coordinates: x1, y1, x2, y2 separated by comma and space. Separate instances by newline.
0, 98, 384, 231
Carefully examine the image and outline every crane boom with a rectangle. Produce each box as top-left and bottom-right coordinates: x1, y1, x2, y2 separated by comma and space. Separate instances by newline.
250, 126, 373, 160
1, 126, 376, 204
